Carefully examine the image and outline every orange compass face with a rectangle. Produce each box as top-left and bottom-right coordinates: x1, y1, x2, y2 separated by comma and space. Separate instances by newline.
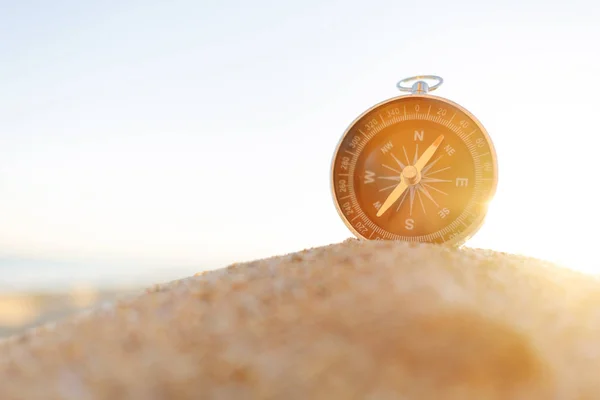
331, 94, 497, 246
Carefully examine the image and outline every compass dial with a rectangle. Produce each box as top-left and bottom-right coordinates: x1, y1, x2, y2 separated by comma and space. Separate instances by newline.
331, 94, 497, 246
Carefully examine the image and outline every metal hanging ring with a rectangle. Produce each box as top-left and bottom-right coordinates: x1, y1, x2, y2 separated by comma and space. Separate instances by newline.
396, 75, 444, 93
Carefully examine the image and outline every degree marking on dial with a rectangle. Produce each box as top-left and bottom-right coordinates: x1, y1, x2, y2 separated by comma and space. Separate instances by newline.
354, 111, 474, 150
340, 195, 352, 200
465, 129, 477, 139
427, 105, 431, 116
474, 152, 490, 158
345, 150, 355, 156
358, 208, 389, 237
339, 173, 350, 176
448, 113, 456, 123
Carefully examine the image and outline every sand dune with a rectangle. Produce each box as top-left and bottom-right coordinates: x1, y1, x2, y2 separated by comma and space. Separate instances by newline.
0, 239, 599, 399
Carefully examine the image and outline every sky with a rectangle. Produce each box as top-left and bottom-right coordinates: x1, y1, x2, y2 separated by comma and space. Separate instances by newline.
2, 0, 600, 290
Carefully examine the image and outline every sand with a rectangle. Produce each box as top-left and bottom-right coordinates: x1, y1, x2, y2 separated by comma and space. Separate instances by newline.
0, 238, 599, 399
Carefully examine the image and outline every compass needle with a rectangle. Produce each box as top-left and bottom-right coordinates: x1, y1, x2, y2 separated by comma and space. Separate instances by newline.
414, 134, 444, 173
331, 75, 497, 245
376, 180, 408, 217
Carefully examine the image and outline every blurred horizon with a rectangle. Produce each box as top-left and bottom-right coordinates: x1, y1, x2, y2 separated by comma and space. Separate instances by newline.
0, 253, 198, 292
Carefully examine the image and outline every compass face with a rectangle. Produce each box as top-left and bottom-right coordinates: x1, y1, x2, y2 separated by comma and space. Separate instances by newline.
331, 94, 497, 245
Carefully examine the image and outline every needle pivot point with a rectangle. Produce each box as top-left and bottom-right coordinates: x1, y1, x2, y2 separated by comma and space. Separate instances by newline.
402, 165, 420, 185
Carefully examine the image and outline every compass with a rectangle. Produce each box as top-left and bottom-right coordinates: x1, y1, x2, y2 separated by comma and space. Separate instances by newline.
330, 75, 498, 246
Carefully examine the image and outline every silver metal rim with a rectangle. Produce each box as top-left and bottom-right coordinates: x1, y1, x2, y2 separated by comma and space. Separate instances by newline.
396, 75, 444, 93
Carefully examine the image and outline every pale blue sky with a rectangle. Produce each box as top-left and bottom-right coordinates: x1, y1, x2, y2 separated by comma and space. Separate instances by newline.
2, 0, 600, 289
